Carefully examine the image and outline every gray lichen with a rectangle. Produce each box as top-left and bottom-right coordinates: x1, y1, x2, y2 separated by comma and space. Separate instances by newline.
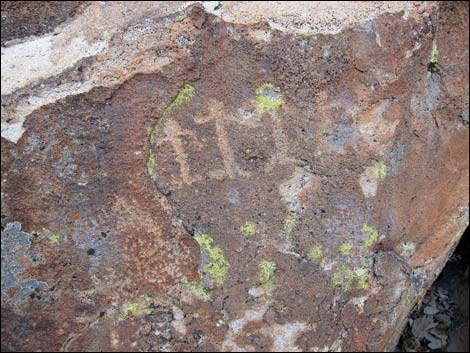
1, 222, 49, 304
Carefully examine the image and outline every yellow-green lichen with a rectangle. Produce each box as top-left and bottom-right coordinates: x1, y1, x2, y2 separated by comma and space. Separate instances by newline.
259, 260, 276, 291
373, 161, 387, 180
146, 149, 157, 180
240, 221, 257, 237
339, 242, 353, 256
362, 223, 379, 248
430, 38, 439, 65
401, 242, 416, 257
331, 265, 352, 291
455, 224, 468, 239
165, 83, 195, 112
332, 264, 369, 291
149, 83, 195, 144
354, 268, 369, 290
284, 214, 298, 234
124, 295, 154, 317
186, 280, 212, 301
428, 38, 439, 76
149, 128, 157, 145
194, 234, 229, 287
308, 245, 323, 260
49, 234, 60, 246
255, 83, 284, 112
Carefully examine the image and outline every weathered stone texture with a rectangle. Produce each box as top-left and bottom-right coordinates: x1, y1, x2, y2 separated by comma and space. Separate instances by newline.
1, 1, 468, 352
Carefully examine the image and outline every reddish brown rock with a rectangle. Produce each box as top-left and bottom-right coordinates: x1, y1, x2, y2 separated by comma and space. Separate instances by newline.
1, 1, 88, 45
1, 2, 468, 352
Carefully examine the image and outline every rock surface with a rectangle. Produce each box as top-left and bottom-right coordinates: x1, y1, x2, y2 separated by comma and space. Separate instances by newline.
1, 1, 469, 352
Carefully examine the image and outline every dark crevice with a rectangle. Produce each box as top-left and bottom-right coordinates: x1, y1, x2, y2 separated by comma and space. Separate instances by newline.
396, 227, 469, 352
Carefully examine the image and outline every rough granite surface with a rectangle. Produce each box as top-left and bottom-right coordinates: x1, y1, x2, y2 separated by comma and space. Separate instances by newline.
1, 1, 469, 352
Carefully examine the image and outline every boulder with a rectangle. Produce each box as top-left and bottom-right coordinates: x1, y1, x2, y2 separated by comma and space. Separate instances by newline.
1, 1, 468, 351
